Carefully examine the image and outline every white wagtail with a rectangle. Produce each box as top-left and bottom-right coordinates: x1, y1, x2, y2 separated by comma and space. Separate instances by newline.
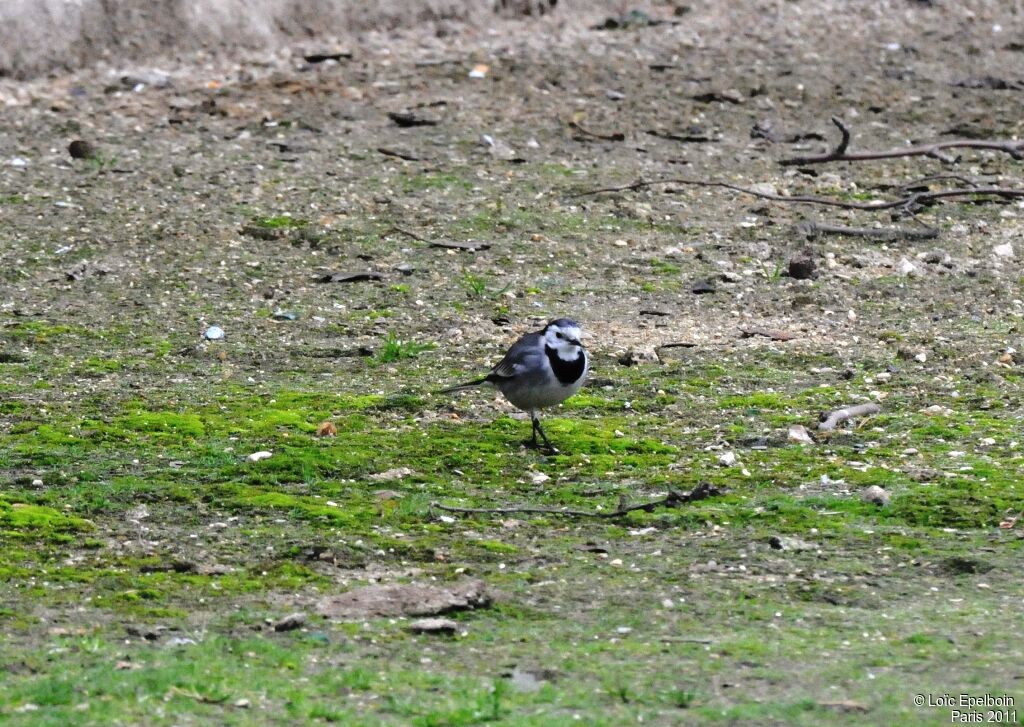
441, 318, 589, 452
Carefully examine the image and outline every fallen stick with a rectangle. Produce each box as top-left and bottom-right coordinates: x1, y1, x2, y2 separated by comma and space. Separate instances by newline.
739, 327, 799, 341
818, 403, 881, 431
568, 121, 625, 142
377, 147, 422, 161
797, 221, 939, 241
568, 177, 1024, 211
432, 482, 719, 519
382, 226, 491, 251
779, 117, 1024, 166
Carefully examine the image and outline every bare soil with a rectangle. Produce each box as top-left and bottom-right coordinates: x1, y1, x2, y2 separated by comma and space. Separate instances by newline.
2, 2, 1024, 725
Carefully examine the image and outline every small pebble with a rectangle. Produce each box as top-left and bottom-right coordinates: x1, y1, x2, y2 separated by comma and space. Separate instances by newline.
408, 618, 458, 634
247, 451, 273, 462
68, 140, 96, 160
787, 255, 815, 280
897, 258, 917, 276
203, 325, 225, 340
788, 425, 814, 444
861, 485, 890, 506
273, 612, 307, 632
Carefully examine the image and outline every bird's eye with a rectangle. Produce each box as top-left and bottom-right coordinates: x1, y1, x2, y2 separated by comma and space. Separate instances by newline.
556, 332, 565, 339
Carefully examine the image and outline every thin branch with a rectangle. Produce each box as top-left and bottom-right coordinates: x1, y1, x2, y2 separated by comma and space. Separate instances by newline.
382, 226, 490, 251
739, 327, 799, 341
568, 121, 625, 142
382, 226, 430, 243
431, 482, 720, 519
780, 117, 1024, 166
818, 403, 881, 432
895, 174, 980, 190
377, 147, 422, 161
568, 177, 1024, 211
797, 221, 940, 241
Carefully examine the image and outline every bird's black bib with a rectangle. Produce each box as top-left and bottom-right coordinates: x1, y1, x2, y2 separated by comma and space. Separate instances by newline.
545, 346, 586, 385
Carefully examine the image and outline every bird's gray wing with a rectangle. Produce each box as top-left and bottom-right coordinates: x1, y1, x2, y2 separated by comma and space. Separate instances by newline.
487, 332, 545, 381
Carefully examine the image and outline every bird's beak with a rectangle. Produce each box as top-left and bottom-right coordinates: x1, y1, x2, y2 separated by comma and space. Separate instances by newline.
568, 338, 582, 347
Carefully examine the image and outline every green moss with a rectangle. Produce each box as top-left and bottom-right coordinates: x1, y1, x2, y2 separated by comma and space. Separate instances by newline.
0, 501, 92, 534
117, 411, 206, 438
251, 215, 307, 229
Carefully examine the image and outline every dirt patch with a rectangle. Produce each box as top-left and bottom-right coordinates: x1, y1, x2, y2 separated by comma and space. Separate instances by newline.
1, 1, 1023, 724
316, 579, 491, 618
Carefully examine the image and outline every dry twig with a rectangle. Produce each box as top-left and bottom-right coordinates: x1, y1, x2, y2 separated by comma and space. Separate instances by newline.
739, 327, 799, 341
432, 482, 719, 519
780, 117, 1024, 166
568, 177, 1024, 212
568, 121, 625, 142
797, 221, 939, 241
818, 403, 881, 432
382, 226, 490, 251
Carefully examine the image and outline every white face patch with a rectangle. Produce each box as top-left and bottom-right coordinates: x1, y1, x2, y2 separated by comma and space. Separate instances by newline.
544, 325, 584, 360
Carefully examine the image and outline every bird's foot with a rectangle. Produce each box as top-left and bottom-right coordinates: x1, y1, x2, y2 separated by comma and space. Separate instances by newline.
521, 438, 559, 454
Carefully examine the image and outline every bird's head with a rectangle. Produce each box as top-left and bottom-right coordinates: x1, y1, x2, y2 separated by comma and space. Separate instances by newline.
543, 318, 584, 359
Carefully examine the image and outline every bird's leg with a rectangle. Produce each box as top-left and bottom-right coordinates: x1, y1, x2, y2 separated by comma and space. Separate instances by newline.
528, 416, 540, 448
532, 413, 558, 453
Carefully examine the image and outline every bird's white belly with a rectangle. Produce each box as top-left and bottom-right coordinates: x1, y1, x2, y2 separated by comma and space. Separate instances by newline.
502, 375, 585, 411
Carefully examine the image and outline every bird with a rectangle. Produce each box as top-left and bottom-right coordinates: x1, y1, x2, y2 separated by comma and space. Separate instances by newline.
441, 318, 589, 452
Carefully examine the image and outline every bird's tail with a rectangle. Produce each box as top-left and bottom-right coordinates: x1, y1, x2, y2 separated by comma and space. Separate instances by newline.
436, 377, 490, 395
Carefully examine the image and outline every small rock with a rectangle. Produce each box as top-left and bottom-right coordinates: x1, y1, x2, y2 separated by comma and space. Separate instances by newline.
509, 666, 548, 693
369, 467, 413, 481
247, 451, 273, 462
272, 310, 298, 321
787, 424, 815, 444
407, 618, 458, 634
768, 535, 816, 551
68, 140, 96, 160
897, 258, 918, 276
787, 255, 816, 280
203, 325, 225, 340
125, 624, 168, 640
691, 279, 716, 294
718, 451, 737, 466
234, 699, 251, 709
273, 612, 307, 632
316, 580, 489, 619
618, 350, 640, 366
861, 485, 890, 506
303, 48, 352, 64
993, 243, 1014, 258
939, 556, 994, 575
531, 471, 551, 484
394, 263, 414, 275
468, 64, 489, 79
164, 637, 197, 648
